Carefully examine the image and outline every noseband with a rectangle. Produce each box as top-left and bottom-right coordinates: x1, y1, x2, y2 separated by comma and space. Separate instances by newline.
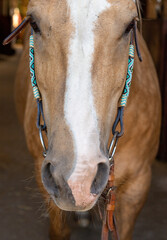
3, 17, 142, 240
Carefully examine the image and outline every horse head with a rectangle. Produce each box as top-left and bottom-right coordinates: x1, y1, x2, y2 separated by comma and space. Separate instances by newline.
26, 0, 139, 211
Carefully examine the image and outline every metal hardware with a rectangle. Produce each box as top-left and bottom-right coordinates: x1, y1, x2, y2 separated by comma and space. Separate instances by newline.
36, 99, 47, 157
108, 132, 119, 164
39, 126, 47, 157
107, 186, 116, 197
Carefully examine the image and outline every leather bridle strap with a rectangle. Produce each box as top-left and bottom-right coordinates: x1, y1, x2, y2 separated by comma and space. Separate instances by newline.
3, 16, 30, 46
101, 161, 119, 240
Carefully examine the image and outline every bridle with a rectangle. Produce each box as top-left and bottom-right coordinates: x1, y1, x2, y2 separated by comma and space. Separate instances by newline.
3, 16, 142, 240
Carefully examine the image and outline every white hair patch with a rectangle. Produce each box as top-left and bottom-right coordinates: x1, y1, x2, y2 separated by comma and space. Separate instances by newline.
64, 0, 111, 171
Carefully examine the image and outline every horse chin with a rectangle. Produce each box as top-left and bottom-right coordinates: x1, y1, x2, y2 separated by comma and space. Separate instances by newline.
51, 195, 98, 212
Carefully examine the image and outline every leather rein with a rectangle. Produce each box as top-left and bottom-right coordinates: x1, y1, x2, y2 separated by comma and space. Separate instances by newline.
3, 17, 142, 240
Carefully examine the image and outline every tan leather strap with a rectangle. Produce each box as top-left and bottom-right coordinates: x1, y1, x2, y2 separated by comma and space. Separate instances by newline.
101, 162, 119, 240
3, 16, 30, 45
101, 221, 109, 240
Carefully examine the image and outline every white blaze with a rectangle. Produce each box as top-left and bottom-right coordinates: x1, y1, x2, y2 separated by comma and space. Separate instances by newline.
64, 0, 110, 159
64, 0, 110, 167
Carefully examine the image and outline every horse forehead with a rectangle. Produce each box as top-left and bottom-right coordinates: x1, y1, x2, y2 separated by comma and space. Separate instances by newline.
64, 0, 136, 34
65, 0, 136, 11
65, 0, 121, 20
66, 0, 111, 14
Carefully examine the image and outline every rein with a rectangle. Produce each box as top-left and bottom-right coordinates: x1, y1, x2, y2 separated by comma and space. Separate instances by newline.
3, 18, 142, 240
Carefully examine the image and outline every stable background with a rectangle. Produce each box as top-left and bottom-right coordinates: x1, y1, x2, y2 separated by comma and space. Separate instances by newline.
0, 0, 167, 239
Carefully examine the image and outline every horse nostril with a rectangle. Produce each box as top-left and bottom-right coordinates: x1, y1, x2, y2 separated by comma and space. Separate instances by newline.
91, 163, 109, 195
42, 162, 59, 197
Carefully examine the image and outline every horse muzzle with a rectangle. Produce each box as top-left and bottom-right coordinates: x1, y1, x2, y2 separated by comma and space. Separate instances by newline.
41, 155, 109, 211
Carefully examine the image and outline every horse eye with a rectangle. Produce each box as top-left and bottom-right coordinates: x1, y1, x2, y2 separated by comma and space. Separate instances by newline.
125, 20, 135, 34
30, 20, 40, 34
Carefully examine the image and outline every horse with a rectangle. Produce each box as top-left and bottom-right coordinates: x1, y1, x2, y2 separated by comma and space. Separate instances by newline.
9, 0, 161, 239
